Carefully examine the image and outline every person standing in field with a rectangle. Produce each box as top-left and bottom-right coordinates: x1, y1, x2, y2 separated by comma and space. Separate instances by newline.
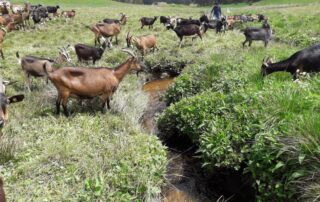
211, 2, 222, 20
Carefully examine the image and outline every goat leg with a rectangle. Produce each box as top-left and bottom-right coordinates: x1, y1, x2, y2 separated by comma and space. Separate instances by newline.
56, 98, 61, 115
0, 50, 4, 60
179, 37, 183, 48
107, 97, 111, 110
242, 40, 247, 48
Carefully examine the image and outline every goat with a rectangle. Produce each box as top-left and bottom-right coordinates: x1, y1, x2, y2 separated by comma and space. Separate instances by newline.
44, 49, 147, 116
61, 10, 76, 22
169, 23, 208, 48
243, 20, 272, 48
140, 16, 157, 29
199, 15, 209, 23
75, 41, 108, 65
0, 3, 9, 15
0, 177, 4, 202
16, 46, 71, 91
160, 16, 170, 25
47, 5, 60, 14
0, 27, 6, 60
86, 23, 121, 46
9, 12, 26, 30
0, 78, 24, 133
126, 32, 158, 57
103, 13, 127, 25
10, 4, 24, 14
216, 18, 227, 33
0, 15, 12, 26
261, 44, 320, 80
258, 14, 266, 22
30, 6, 49, 26
177, 18, 201, 26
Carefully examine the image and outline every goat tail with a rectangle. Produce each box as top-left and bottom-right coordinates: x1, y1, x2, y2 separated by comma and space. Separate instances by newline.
16, 51, 21, 65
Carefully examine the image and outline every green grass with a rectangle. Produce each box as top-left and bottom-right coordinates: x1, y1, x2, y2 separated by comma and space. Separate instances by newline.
0, 0, 319, 201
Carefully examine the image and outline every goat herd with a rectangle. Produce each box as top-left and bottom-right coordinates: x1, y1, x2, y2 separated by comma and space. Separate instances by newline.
0, 2, 320, 200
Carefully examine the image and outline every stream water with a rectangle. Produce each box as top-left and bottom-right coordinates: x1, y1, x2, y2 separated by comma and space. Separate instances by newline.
142, 77, 256, 202
142, 78, 216, 202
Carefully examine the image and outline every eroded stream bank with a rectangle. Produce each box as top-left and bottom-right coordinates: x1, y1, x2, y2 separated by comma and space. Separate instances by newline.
142, 77, 255, 202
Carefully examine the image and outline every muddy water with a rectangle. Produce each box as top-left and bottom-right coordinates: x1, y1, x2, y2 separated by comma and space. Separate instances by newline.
142, 78, 215, 202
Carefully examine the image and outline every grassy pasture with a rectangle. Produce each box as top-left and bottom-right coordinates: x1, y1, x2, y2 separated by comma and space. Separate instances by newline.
0, 0, 319, 201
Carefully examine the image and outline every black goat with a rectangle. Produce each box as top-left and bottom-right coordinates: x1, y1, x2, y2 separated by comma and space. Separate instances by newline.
140, 16, 157, 29
242, 20, 272, 48
199, 15, 209, 23
169, 23, 208, 48
160, 16, 170, 25
31, 6, 49, 25
177, 18, 201, 26
103, 13, 127, 25
258, 14, 266, 22
47, 5, 60, 14
216, 18, 227, 33
261, 44, 320, 80
75, 42, 108, 65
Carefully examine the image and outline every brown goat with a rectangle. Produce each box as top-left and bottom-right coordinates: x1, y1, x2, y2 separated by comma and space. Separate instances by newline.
87, 23, 121, 46
9, 12, 26, 30
61, 10, 76, 22
0, 15, 12, 26
0, 177, 5, 202
126, 32, 158, 57
44, 49, 146, 116
16, 45, 72, 91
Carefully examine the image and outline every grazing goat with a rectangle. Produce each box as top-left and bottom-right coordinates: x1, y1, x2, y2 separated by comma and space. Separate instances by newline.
169, 23, 208, 48
126, 32, 158, 57
61, 10, 75, 22
103, 13, 127, 25
44, 49, 146, 116
0, 78, 24, 132
160, 16, 170, 25
243, 20, 272, 48
0, 27, 6, 60
0, 178, 4, 202
75, 41, 108, 65
261, 44, 320, 80
87, 23, 121, 46
140, 16, 157, 29
47, 5, 60, 14
16, 46, 71, 91
30, 6, 49, 26
177, 18, 201, 26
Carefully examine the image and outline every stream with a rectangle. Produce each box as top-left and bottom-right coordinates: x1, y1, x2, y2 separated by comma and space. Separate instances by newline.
142, 77, 256, 202
142, 78, 216, 202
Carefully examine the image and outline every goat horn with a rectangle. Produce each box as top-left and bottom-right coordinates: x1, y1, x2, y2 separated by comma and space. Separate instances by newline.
122, 49, 136, 58
126, 31, 130, 39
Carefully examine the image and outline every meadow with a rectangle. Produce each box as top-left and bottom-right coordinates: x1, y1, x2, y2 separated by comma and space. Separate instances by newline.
0, 0, 319, 201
